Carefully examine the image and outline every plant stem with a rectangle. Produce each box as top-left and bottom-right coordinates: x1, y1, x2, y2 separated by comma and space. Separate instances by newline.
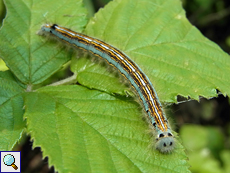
48, 74, 77, 86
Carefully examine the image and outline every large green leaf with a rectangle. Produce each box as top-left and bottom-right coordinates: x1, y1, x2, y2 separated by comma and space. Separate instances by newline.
0, 71, 26, 150
78, 0, 230, 102
0, 0, 87, 84
25, 85, 189, 173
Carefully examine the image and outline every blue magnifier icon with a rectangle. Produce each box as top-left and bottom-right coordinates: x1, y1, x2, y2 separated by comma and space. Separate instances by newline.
3, 154, 18, 170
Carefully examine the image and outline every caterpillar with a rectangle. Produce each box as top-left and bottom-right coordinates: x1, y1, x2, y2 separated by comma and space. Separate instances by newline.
40, 24, 175, 153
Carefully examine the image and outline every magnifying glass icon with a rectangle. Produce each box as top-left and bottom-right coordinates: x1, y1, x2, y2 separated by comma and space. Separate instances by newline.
3, 154, 18, 170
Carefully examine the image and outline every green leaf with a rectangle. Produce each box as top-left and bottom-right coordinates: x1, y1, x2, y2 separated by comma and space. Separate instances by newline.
77, 0, 230, 102
0, 0, 88, 84
180, 125, 225, 173
0, 58, 8, 71
221, 150, 230, 173
71, 55, 134, 96
24, 85, 189, 173
180, 125, 224, 151
0, 71, 26, 150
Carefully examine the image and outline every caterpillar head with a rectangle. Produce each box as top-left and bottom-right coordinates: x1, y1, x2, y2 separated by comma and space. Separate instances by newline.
155, 132, 175, 153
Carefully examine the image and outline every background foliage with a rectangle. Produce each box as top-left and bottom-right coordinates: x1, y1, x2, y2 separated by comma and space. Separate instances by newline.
0, 0, 229, 172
